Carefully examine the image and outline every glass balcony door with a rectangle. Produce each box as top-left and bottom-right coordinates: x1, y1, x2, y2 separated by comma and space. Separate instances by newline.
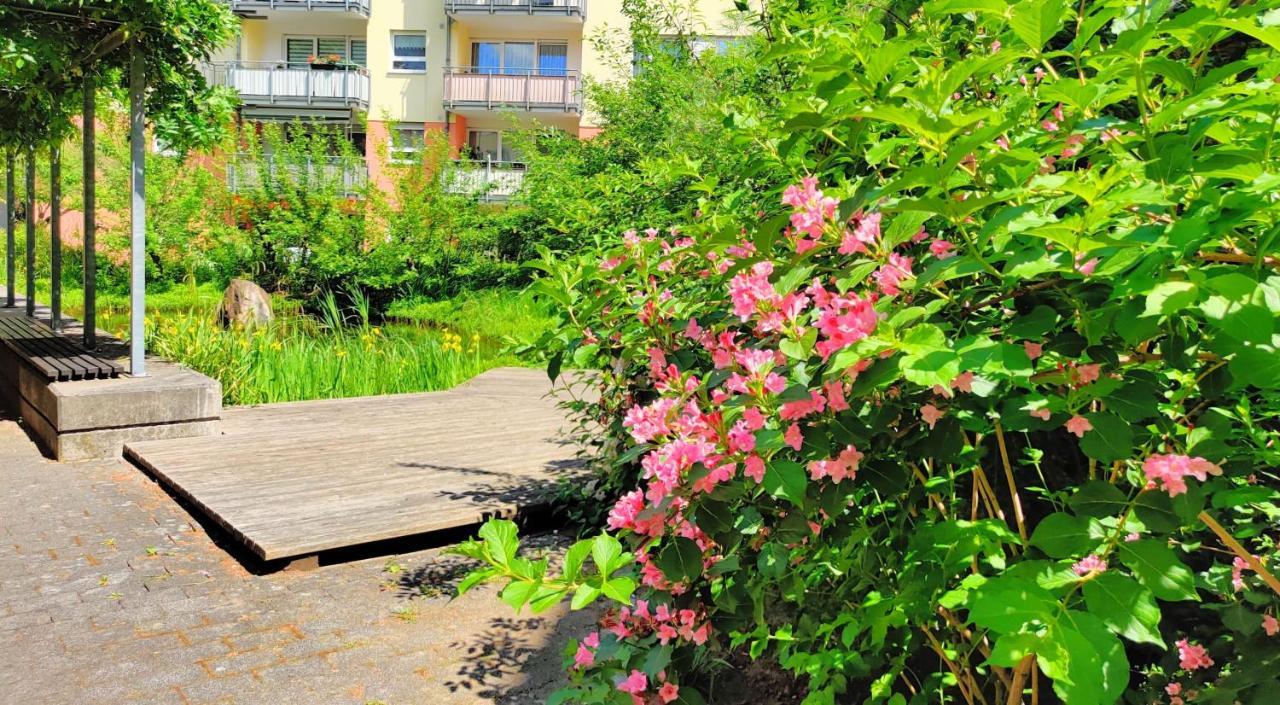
470, 41, 567, 76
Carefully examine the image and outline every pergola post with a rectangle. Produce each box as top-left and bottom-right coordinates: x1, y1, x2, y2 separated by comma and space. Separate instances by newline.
24, 147, 35, 317
129, 43, 147, 376
4, 151, 13, 308
50, 144, 61, 330
83, 74, 97, 348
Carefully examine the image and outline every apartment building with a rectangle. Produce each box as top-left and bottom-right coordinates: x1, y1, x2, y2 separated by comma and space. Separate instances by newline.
208, 0, 749, 199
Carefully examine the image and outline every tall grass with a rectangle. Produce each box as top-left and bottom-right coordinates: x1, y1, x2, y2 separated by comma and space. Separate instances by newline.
385, 288, 554, 346
147, 313, 498, 406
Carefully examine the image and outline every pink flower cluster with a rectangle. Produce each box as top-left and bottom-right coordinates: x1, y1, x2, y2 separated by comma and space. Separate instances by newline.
1142, 454, 1222, 497
1071, 554, 1107, 576
782, 176, 838, 239
810, 280, 878, 359
808, 445, 863, 483
1175, 638, 1213, 671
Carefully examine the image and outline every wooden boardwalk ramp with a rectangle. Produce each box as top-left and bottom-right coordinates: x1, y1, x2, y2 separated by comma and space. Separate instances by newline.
124, 368, 587, 565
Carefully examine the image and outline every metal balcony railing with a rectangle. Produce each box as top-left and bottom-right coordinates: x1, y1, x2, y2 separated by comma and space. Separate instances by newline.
206, 62, 370, 110
227, 0, 371, 15
228, 154, 368, 197
443, 68, 580, 112
445, 0, 583, 17
444, 160, 527, 201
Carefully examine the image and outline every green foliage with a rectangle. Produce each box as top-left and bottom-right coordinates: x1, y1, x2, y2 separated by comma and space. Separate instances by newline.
458, 1, 1280, 703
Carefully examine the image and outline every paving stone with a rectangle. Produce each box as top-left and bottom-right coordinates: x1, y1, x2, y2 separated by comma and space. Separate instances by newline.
0, 402, 589, 704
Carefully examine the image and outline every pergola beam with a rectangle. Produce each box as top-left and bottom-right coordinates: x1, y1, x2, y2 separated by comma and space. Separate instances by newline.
50, 143, 62, 330
24, 148, 34, 317
4, 152, 13, 308
83, 74, 97, 348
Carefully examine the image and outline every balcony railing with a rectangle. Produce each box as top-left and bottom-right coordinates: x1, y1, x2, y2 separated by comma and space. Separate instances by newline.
227, 0, 371, 15
443, 68, 580, 112
445, 0, 583, 17
444, 160, 527, 201
206, 62, 370, 110
228, 154, 368, 197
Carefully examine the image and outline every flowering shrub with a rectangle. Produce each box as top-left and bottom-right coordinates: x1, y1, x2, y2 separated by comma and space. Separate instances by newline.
455, 1, 1280, 703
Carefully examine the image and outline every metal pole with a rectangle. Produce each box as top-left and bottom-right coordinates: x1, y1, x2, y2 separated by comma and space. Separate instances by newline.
5, 150, 14, 307
25, 147, 35, 317
129, 44, 147, 376
83, 73, 97, 348
50, 143, 61, 330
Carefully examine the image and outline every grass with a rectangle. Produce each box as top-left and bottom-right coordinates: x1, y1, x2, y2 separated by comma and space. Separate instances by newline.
15, 278, 550, 406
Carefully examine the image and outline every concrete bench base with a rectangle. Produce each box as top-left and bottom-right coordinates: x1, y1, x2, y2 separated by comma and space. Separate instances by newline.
0, 301, 221, 461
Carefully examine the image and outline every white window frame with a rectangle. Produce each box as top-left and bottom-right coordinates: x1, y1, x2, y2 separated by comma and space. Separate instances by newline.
390, 126, 426, 164
391, 31, 428, 73
465, 130, 524, 165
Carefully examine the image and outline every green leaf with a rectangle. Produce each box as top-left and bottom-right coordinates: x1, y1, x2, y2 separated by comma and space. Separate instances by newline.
757, 542, 790, 580
1029, 513, 1103, 559
1061, 610, 1130, 704
501, 580, 540, 612
1230, 344, 1280, 389
562, 538, 595, 581
763, 460, 808, 506
969, 575, 1059, 633
657, 536, 704, 583
479, 519, 519, 567
1078, 412, 1133, 464
601, 576, 636, 603
592, 533, 624, 576
1132, 490, 1181, 533
1068, 481, 1128, 518
1143, 281, 1199, 317
570, 583, 602, 609
1118, 540, 1198, 602
1082, 572, 1165, 647
1009, 0, 1067, 50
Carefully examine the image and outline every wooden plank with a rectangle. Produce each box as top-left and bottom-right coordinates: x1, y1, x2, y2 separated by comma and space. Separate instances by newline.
0, 311, 122, 379
126, 367, 586, 561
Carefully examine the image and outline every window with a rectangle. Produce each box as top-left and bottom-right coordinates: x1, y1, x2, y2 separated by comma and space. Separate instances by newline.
390, 126, 425, 164
285, 36, 365, 68
466, 130, 523, 164
471, 41, 568, 76
392, 32, 427, 72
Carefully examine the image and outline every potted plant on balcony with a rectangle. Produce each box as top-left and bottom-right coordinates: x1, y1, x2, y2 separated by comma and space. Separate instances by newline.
308, 54, 342, 71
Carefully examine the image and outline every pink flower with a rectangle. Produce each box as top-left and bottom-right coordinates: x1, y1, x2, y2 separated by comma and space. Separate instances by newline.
1024, 341, 1043, 360
1052, 103, 1065, 122
1263, 614, 1278, 636
1100, 127, 1123, 142
1076, 257, 1099, 276
583, 631, 600, 648
600, 255, 624, 271
728, 261, 779, 321
839, 211, 882, 255
872, 253, 914, 297
1232, 556, 1249, 592
921, 404, 944, 430
744, 454, 765, 483
1076, 363, 1100, 385
1042, 119, 1059, 132
783, 177, 838, 238
658, 682, 680, 703
995, 135, 1011, 150
1072, 555, 1107, 576
1030, 407, 1052, 421
1065, 415, 1092, 437
1142, 454, 1222, 498
990, 40, 1001, 53
617, 670, 648, 694
911, 225, 929, 243
929, 238, 957, 259
784, 423, 803, 451
1175, 639, 1213, 671
808, 445, 862, 483
825, 380, 849, 411
814, 291, 878, 359
951, 371, 975, 393
1166, 683, 1182, 696
574, 644, 595, 669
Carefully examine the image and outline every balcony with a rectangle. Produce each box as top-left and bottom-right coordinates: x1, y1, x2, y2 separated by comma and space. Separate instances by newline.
227, 0, 371, 17
207, 62, 370, 112
444, 161, 527, 202
228, 154, 368, 197
443, 68, 580, 114
446, 0, 583, 19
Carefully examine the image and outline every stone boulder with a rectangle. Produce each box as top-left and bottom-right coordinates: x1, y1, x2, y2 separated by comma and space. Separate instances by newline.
217, 279, 274, 328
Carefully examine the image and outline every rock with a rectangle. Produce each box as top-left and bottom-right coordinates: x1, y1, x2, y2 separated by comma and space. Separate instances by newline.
218, 279, 274, 328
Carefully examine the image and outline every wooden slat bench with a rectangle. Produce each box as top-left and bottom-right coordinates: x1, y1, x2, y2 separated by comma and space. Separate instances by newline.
0, 315, 123, 381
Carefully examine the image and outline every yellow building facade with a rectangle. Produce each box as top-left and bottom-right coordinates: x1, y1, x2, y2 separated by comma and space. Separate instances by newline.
211, 0, 751, 197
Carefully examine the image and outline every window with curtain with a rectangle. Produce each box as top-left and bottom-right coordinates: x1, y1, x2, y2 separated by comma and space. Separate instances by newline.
391, 126, 425, 163
471, 42, 501, 75
286, 38, 315, 68
503, 43, 535, 75
350, 40, 367, 68
391, 32, 427, 72
538, 44, 568, 76
316, 37, 347, 62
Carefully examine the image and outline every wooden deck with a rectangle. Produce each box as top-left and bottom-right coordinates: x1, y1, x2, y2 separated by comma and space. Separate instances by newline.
124, 368, 587, 563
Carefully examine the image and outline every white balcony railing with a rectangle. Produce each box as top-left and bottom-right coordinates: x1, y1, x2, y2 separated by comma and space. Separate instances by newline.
207, 62, 370, 110
445, 160, 527, 201
228, 154, 368, 197
445, 0, 583, 16
228, 0, 371, 14
443, 68, 580, 112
